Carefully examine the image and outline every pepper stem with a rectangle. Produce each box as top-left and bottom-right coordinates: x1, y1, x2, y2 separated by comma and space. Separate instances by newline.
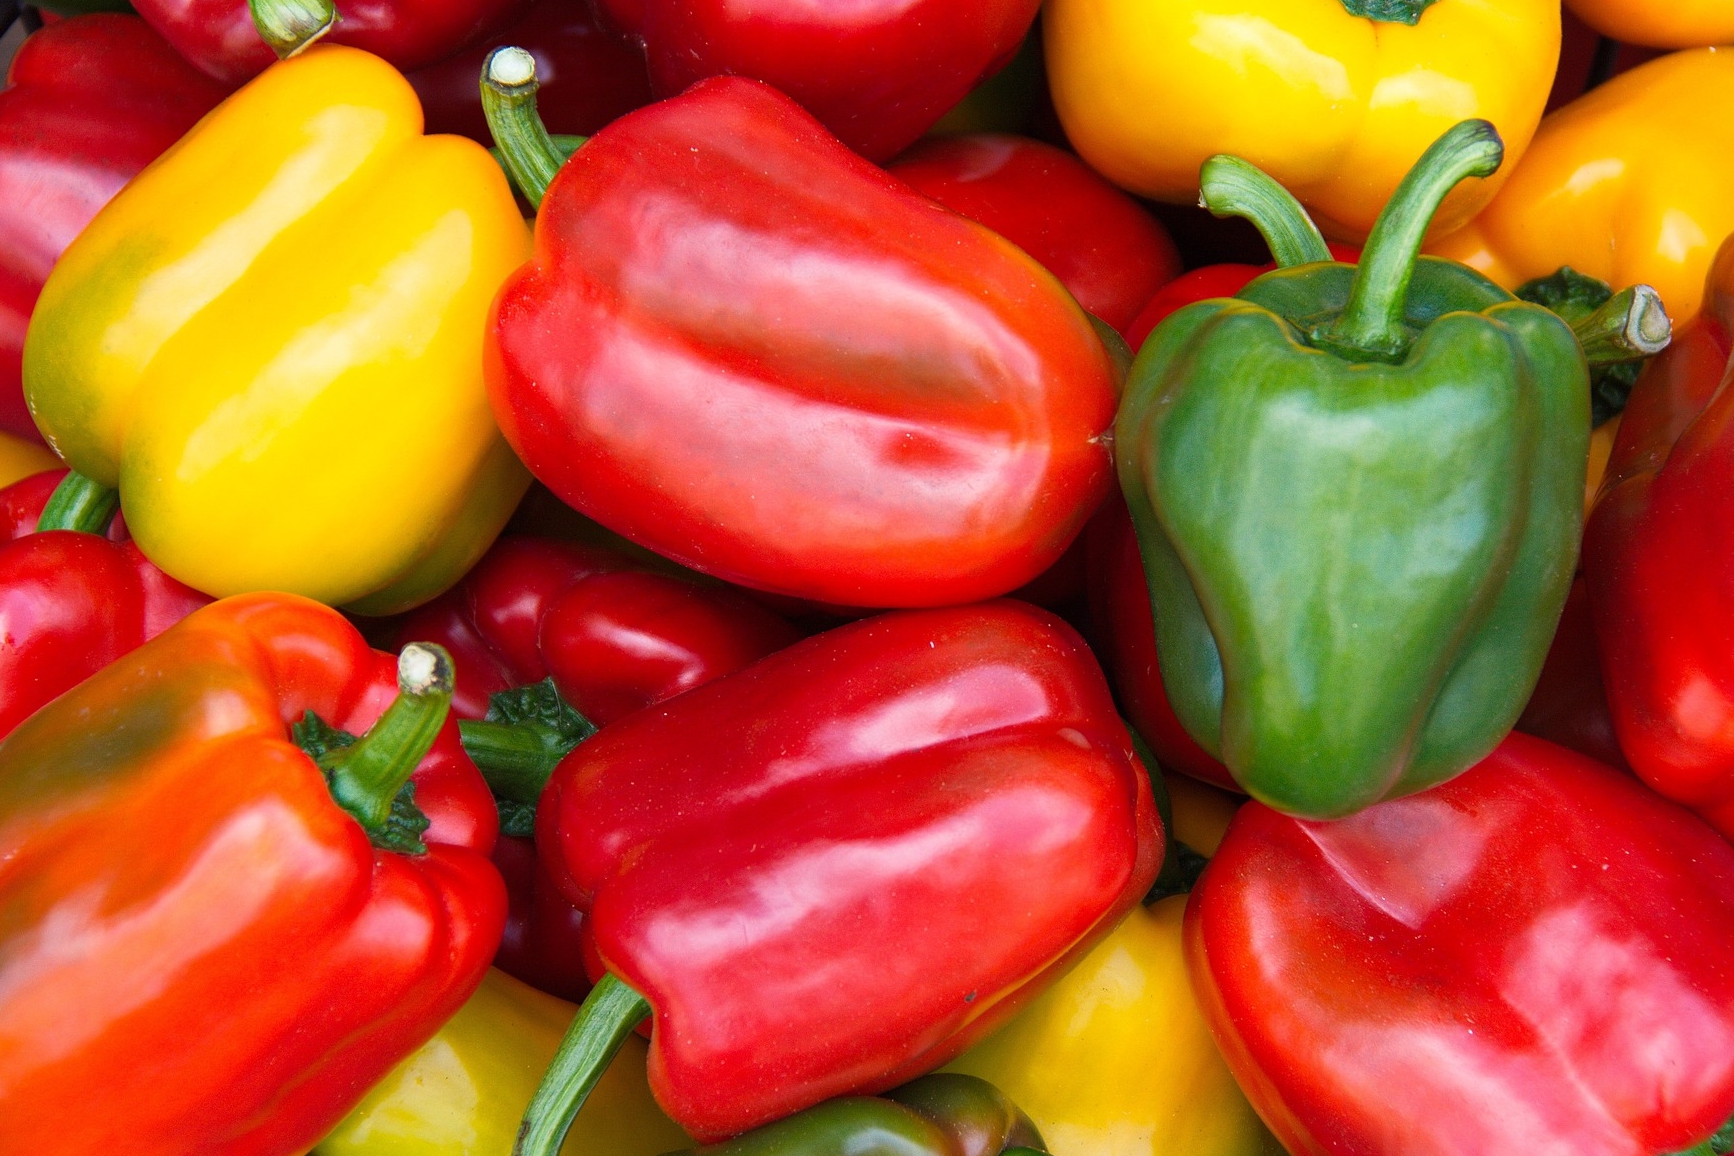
482, 47, 576, 211
1325, 120, 1504, 359
1198, 155, 1331, 269
36, 470, 119, 535
324, 644, 454, 832
515, 973, 652, 1156
249, 0, 336, 59
1573, 284, 1672, 366
458, 718, 571, 803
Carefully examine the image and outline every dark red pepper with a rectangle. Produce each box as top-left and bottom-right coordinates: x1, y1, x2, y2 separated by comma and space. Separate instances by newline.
1514, 573, 1629, 770
512, 602, 1160, 1154
1188, 731, 1734, 1155
592, 0, 1039, 162
0, 14, 229, 441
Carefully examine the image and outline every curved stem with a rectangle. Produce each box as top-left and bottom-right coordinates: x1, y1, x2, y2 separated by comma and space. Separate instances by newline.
1573, 284, 1671, 366
482, 47, 571, 211
515, 973, 651, 1156
324, 644, 453, 832
36, 470, 119, 535
250, 0, 335, 59
1326, 120, 1504, 359
1198, 155, 1331, 268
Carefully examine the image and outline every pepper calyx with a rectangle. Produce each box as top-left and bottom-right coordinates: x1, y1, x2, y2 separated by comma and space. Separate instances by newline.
1339, 0, 1441, 25
293, 711, 433, 855
481, 46, 575, 211
458, 678, 597, 837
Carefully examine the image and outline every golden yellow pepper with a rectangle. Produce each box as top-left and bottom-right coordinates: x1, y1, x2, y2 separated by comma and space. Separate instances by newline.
1432, 49, 1734, 326
1565, 0, 1734, 49
22, 45, 531, 614
1042, 0, 1558, 240
0, 432, 58, 490
314, 969, 688, 1156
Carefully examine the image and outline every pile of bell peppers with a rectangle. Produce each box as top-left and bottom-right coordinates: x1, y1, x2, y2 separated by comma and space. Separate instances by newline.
1, 0, 1732, 1153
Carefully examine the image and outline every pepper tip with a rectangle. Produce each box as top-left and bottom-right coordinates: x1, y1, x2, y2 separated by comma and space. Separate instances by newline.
398, 643, 454, 697
487, 46, 539, 91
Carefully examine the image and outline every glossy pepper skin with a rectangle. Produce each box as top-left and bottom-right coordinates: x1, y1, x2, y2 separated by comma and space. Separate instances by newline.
592, 0, 1037, 162
0, 468, 210, 739
487, 77, 1117, 609
132, 0, 533, 84
536, 601, 1161, 1139
23, 46, 532, 614
0, 14, 229, 443
316, 968, 686, 1156
1118, 125, 1587, 818
888, 134, 1180, 338
1434, 49, 1734, 326
1584, 234, 1734, 834
1044, 0, 1557, 240
1189, 732, 1734, 1155
0, 593, 505, 1156
1565, 0, 1734, 49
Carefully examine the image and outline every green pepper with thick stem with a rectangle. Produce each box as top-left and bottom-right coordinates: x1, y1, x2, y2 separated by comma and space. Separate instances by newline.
1117, 119, 1594, 819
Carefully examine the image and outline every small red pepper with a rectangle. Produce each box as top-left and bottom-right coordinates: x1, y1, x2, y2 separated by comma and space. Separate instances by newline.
512, 602, 1160, 1154
1189, 732, 1734, 1155
0, 14, 229, 441
888, 134, 1180, 339
0, 469, 210, 739
0, 593, 504, 1155
483, 65, 1117, 608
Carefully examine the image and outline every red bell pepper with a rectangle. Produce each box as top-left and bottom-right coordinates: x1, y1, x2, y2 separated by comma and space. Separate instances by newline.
483, 64, 1118, 609
1514, 573, 1629, 770
0, 469, 210, 739
512, 601, 1160, 1154
0, 593, 505, 1156
394, 534, 798, 1000
887, 134, 1180, 339
1189, 731, 1734, 1155
132, 0, 533, 84
0, 14, 229, 441
592, 0, 1037, 162
408, 0, 651, 143
1584, 233, 1734, 833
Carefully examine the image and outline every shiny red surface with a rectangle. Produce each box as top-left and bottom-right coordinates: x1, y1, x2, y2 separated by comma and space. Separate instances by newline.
488, 78, 1118, 608
1584, 239, 1734, 833
132, 0, 534, 83
409, 0, 652, 142
1124, 264, 1263, 351
0, 469, 211, 739
0, 594, 504, 1155
595, 0, 1037, 161
1515, 574, 1628, 770
1189, 732, 1734, 1156
889, 134, 1180, 336
0, 16, 228, 440
538, 601, 1160, 1139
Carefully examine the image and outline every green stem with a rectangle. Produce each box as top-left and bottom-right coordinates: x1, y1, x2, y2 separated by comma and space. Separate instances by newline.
36, 470, 119, 535
515, 973, 651, 1156
324, 643, 453, 832
1572, 284, 1672, 366
457, 718, 568, 803
1198, 155, 1331, 269
249, 0, 335, 59
1326, 120, 1504, 360
482, 47, 573, 211
489, 135, 587, 203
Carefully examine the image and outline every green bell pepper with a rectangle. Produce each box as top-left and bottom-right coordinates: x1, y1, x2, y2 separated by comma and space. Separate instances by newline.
1116, 120, 1590, 818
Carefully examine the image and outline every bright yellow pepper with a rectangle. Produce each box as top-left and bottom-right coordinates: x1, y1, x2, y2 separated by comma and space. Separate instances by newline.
1043, 0, 1559, 240
1565, 0, 1734, 49
943, 896, 1277, 1156
314, 969, 688, 1156
0, 431, 57, 490
22, 45, 531, 615
1431, 49, 1734, 326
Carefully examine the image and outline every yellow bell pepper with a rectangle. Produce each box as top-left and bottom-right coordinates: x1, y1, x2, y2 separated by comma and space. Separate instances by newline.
943, 896, 1277, 1156
1042, 0, 1558, 240
0, 431, 58, 490
22, 45, 531, 615
1162, 770, 1239, 856
314, 969, 688, 1156
1431, 49, 1734, 327
1565, 0, 1734, 49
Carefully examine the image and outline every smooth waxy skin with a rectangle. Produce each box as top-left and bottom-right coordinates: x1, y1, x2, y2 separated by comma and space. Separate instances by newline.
1118, 259, 1587, 817
487, 78, 1118, 609
0, 594, 504, 1156
1044, 0, 1557, 240
537, 602, 1161, 1138
1434, 49, 1734, 325
1188, 733, 1734, 1155
1566, 0, 1734, 49
315, 968, 684, 1156
24, 46, 532, 614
